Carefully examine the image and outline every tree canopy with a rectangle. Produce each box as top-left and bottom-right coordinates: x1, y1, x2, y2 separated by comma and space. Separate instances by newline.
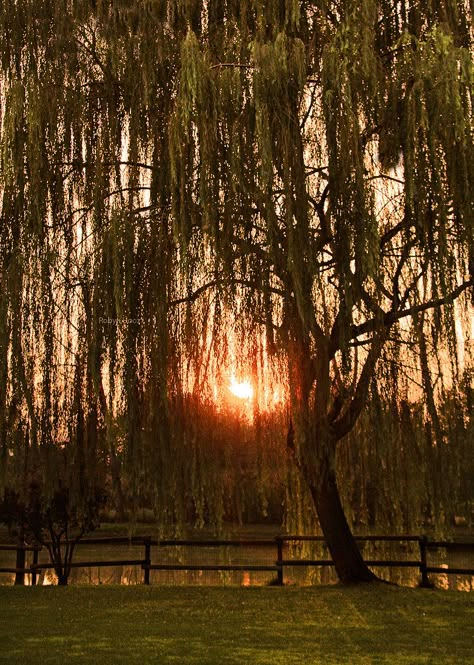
0, 1, 472, 582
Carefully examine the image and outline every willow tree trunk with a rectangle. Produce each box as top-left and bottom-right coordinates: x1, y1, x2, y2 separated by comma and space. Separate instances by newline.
303, 437, 377, 584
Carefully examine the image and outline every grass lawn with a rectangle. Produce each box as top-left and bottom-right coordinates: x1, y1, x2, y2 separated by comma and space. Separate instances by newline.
0, 585, 472, 664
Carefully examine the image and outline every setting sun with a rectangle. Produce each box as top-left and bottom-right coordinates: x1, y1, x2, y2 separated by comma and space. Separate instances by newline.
229, 376, 254, 400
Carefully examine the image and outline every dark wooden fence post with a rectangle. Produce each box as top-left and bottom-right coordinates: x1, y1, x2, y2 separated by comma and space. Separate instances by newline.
32, 547, 39, 586
276, 537, 284, 586
419, 536, 430, 587
143, 538, 151, 585
14, 544, 25, 586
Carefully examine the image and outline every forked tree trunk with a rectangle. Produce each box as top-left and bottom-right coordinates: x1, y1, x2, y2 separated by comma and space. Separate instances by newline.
47, 540, 73, 586
304, 440, 377, 584
56, 572, 68, 586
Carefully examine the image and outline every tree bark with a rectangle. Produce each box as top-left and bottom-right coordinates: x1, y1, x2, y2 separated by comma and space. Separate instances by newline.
303, 437, 377, 584
287, 299, 382, 583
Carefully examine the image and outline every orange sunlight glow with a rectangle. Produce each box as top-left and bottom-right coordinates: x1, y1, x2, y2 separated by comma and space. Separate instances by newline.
228, 376, 254, 400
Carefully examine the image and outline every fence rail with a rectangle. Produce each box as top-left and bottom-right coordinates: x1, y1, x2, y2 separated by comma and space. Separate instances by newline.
1, 534, 473, 587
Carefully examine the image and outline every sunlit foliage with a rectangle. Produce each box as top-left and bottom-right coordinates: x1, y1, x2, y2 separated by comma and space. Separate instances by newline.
0, 1, 472, 576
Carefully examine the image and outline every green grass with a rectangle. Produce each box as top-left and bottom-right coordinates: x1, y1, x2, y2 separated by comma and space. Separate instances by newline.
0, 586, 473, 664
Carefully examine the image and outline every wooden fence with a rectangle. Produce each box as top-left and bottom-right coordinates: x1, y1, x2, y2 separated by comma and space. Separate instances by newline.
1, 535, 473, 587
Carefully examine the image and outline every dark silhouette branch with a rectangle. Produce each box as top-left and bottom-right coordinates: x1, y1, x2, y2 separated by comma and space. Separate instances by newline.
210, 62, 253, 70
58, 160, 156, 171
351, 278, 473, 340
380, 218, 410, 247
332, 331, 388, 440
168, 278, 286, 307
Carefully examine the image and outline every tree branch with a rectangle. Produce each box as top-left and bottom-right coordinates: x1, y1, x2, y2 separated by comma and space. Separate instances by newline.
332, 332, 387, 441
168, 277, 286, 307
351, 279, 473, 340
380, 218, 409, 248
58, 160, 156, 172
210, 62, 254, 70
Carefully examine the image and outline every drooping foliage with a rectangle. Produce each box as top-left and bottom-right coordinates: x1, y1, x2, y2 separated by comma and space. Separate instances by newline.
0, 1, 472, 561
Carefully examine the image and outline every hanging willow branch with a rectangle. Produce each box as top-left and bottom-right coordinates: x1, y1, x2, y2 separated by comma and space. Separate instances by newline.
0, 1, 472, 547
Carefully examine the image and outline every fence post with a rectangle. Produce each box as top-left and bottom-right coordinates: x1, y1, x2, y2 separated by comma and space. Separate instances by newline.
143, 538, 151, 585
276, 537, 284, 586
419, 535, 430, 587
14, 544, 25, 586
32, 547, 39, 586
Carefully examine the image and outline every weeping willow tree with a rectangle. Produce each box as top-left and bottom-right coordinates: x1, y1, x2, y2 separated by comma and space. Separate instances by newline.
0, 1, 472, 582
170, 0, 473, 581
0, 0, 284, 537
